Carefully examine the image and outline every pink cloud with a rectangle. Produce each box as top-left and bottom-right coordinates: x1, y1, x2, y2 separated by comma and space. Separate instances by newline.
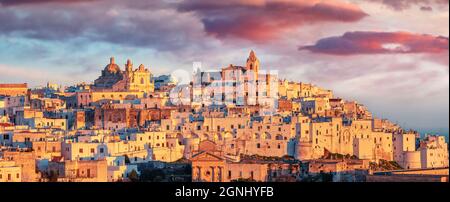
299, 31, 449, 55
177, 0, 368, 42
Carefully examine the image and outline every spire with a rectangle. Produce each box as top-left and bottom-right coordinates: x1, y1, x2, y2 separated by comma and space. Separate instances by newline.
110, 57, 115, 64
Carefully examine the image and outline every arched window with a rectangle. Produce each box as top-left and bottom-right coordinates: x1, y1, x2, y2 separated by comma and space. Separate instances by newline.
141, 78, 145, 84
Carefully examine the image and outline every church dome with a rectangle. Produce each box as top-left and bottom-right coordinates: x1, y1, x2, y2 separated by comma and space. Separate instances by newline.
104, 57, 121, 74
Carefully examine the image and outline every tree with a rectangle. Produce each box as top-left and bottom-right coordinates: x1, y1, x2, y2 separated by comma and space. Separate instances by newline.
47, 171, 58, 182
128, 169, 139, 182
124, 155, 131, 164
139, 169, 166, 182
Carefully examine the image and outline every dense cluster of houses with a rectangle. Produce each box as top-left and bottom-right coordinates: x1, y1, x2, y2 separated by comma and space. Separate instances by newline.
0, 51, 448, 182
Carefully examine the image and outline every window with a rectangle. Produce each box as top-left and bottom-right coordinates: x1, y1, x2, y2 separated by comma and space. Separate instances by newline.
100, 148, 104, 153
91, 148, 95, 153
257, 143, 261, 148
79, 148, 83, 153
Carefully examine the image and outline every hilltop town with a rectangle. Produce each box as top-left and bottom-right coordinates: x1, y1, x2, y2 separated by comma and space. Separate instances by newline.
0, 51, 448, 182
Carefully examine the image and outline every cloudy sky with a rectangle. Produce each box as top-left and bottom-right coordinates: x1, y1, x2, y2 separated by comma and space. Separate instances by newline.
0, 0, 448, 133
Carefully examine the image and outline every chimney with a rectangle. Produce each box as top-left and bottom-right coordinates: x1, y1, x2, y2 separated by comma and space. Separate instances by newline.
110, 57, 115, 64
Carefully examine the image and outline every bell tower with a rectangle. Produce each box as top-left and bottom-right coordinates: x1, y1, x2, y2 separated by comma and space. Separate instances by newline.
246, 50, 260, 72
125, 59, 133, 72
246, 50, 260, 80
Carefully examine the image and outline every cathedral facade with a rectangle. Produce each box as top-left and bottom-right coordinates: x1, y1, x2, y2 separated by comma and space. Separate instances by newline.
94, 57, 154, 94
